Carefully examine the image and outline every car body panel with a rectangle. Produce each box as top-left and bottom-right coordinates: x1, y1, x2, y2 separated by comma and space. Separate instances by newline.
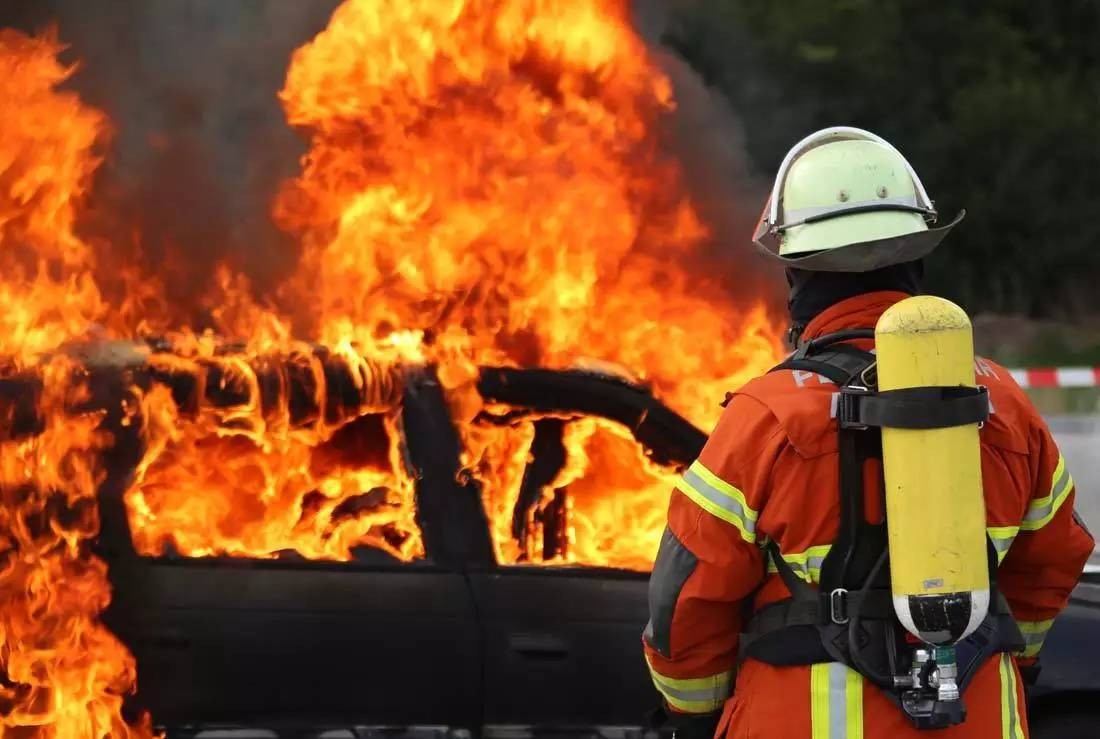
470, 568, 652, 726
105, 559, 482, 727
1029, 575, 1100, 701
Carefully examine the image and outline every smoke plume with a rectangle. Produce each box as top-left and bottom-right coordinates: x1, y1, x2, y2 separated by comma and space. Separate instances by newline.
0, 0, 340, 326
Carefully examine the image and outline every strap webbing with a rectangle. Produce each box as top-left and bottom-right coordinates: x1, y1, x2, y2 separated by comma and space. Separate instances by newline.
746, 590, 897, 634
773, 344, 875, 386
848, 386, 990, 430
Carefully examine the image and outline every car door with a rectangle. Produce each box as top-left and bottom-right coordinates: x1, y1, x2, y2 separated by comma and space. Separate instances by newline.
467, 369, 704, 731
104, 555, 481, 728
469, 565, 656, 729
99, 368, 493, 730
466, 414, 658, 729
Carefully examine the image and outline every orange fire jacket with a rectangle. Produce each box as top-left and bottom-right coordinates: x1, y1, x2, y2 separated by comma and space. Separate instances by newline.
643, 291, 1094, 739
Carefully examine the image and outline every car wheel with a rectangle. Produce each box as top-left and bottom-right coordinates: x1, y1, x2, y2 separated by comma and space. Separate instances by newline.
1029, 709, 1100, 739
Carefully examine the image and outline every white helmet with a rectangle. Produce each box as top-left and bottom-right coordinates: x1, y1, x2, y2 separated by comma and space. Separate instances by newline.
753, 126, 964, 272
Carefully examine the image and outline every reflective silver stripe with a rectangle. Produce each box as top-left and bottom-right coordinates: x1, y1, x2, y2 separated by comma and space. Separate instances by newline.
1022, 630, 1047, 647
677, 462, 758, 542
829, 662, 849, 739
658, 681, 727, 705
682, 467, 751, 523
796, 552, 828, 583
1022, 456, 1074, 530
1016, 618, 1054, 658
645, 656, 732, 714
1006, 660, 1020, 739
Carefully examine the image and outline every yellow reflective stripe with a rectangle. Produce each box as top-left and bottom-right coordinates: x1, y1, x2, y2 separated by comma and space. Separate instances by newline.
845, 668, 863, 739
811, 663, 863, 739
1022, 455, 1074, 531
1018, 618, 1055, 634
677, 461, 758, 543
1016, 618, 1055, 658
999, 654, 1025, 739
767, 544, 832, 583
999, 655, 1009, 739
811, 664, 829, 739
645, 656, 731, 714
987, 526, 1020, 564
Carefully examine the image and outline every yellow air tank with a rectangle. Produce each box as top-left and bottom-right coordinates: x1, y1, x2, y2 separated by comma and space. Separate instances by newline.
875, 296, 989, 645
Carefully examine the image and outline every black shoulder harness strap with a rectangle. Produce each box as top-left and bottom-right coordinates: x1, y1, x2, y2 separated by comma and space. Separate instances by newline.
779, 328, 877, 386
741, 328, 1024, 730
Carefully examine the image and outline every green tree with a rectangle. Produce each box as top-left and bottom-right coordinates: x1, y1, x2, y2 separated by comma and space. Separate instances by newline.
666, 0, 1100, 319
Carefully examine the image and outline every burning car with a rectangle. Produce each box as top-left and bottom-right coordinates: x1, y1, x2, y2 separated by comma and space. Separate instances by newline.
1, 346, 1093, 738
0, 2, 1095, 738
91, 356, 706, 735
0, 4, 780, 734
0, 335, 709, 734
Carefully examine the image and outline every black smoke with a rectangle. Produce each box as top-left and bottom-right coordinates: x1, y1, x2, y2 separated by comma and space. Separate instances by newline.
635, 0, 783, 309
0, 0, 340, 321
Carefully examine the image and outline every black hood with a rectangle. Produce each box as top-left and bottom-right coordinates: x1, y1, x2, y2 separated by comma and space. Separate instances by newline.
785, 260, 924, 345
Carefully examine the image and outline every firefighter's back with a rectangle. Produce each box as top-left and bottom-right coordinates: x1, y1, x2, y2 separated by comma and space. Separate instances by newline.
642, 127, 1092, 739
719, 352, 1067, 738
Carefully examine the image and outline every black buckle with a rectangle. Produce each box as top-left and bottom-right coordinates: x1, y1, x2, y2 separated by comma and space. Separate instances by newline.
837, 387, 871, 430
830, 588, 850, 625
787, 324, 806, 353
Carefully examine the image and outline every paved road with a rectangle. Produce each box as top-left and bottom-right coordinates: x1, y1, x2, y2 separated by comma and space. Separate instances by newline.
1048, 417, 1100, 564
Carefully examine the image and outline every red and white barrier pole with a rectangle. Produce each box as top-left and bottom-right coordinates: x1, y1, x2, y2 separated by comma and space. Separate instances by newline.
1009, 368, 1100, 389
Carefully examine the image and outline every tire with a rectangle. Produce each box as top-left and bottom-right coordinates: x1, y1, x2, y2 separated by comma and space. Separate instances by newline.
1029, 709, 1100, 739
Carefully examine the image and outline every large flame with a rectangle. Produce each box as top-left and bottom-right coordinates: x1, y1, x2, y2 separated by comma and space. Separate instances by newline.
2, 1, 783, 734
126, 342, 420, 562
273, 0, 780, 568
0, 29, 152, 737
0, 29, 108, 362
0, 358, 151, 737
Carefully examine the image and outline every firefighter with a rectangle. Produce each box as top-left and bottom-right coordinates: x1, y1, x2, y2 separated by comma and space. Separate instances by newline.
642, 126, 1094, 739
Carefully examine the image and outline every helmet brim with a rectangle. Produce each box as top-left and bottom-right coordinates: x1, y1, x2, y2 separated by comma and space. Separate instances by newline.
754, 209, 965, 273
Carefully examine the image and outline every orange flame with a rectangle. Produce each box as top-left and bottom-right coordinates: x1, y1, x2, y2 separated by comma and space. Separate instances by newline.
0, 358, 152, 737
273, 0, 781, 569
2, 2, 783, 734
127, 344, 420, 562
0, 29, 108, 363
0, 30, 152, 737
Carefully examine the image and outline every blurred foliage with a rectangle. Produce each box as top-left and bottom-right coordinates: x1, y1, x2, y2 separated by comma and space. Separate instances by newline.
1023, 387, 1100, 416
665, 0, 1100, 319
1022, 328, 1100, 366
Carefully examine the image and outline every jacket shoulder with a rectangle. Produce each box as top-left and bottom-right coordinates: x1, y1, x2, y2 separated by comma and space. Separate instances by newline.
729, 368, 837, 458
974, 357, 1039, 454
